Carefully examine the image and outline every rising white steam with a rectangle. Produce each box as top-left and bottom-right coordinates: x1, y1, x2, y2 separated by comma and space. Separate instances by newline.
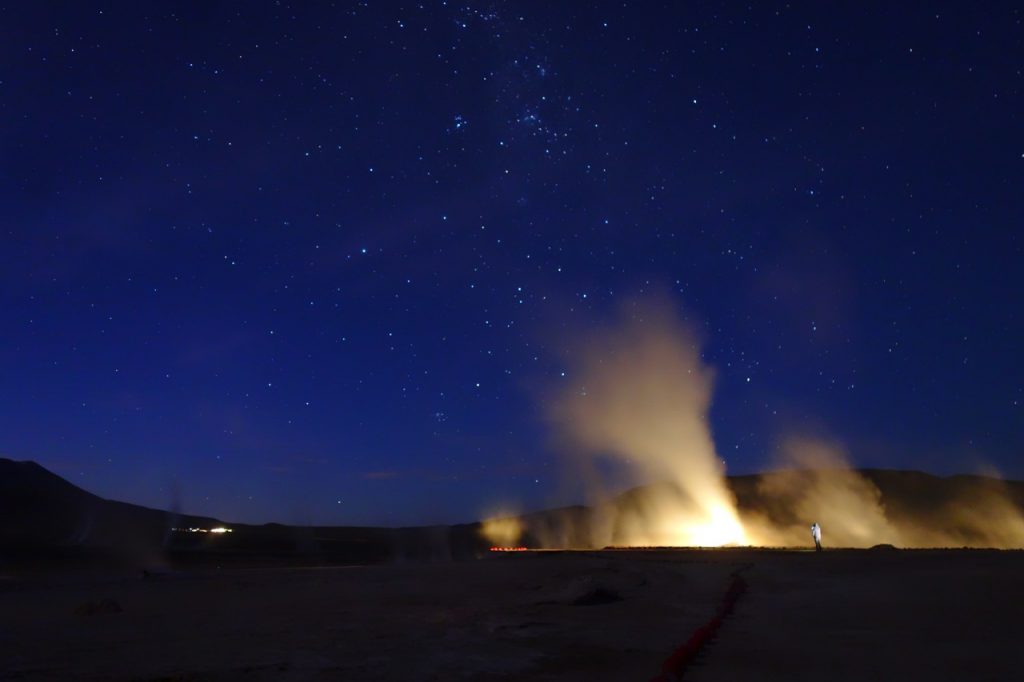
546, 297, 748, 547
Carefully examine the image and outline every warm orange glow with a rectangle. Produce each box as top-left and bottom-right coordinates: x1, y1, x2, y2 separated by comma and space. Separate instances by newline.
480, 515, 523, 547
545, 297, 753, 549
501, 296, 1024, 551
669, 502, 749, 547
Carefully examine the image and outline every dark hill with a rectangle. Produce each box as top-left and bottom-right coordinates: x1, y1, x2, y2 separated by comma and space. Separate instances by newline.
728, 468, 1024, 526
0, 458, 485, 566
0, 458, 220, 549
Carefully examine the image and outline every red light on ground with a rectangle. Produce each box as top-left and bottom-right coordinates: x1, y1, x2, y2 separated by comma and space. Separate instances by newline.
489, 546, 528, 552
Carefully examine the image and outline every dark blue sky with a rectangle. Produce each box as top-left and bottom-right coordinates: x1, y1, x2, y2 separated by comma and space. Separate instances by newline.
2, 2, 1021, 525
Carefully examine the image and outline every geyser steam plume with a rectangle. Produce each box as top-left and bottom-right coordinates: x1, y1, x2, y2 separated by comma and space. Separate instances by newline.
548, 297, 748, 547
480, 294, 1024, 550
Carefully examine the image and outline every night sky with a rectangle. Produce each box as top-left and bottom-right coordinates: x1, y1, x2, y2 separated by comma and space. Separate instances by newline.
2, 2, 1021, 526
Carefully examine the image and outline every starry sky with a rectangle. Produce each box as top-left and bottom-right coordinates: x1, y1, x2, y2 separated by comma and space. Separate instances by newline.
2, 2, 1021, 526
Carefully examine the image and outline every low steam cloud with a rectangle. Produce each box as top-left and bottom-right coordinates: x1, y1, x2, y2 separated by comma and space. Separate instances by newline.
739, 437, 902, 547
740, 437, 1024, 548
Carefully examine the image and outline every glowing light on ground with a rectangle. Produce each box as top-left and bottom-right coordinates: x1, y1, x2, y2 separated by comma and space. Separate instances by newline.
669, 503, 750, 547
172, 526, 233, 534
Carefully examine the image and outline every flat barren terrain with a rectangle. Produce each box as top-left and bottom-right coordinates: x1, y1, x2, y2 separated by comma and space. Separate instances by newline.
2, 549, 1022, 681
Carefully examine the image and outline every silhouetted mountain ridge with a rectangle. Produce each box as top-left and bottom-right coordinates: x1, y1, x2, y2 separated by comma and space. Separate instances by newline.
0, 457, 221, 548
4, 459, 1023, 560
0, 458, 485, 564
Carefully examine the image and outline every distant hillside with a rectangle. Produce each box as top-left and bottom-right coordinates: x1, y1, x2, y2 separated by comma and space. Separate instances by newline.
0, 458, 485, 565
4, 459, 1024, 561
730, 468, 1024, 518
0, 458, 221, 548
731, 468, 1024, 539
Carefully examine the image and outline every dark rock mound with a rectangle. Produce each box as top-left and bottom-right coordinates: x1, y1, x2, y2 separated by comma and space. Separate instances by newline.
74, 597, 123, 615
569, 586, 623, 606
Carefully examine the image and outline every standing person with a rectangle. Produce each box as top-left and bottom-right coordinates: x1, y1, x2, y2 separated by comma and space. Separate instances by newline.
810, 522, 822, 551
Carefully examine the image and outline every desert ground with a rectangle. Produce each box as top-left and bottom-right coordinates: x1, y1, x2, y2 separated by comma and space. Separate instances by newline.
2, 549, 1022, 681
